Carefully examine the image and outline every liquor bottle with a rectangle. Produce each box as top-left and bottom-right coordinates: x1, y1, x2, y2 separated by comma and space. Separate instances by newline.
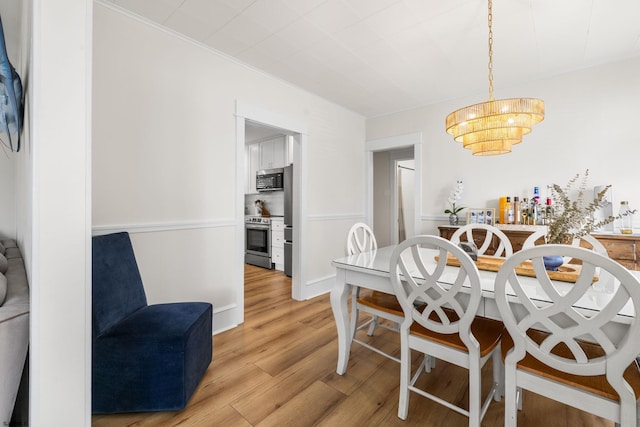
513, 197, 521, 225
499, 196, 507, 224
504, 197, 513, 224
545, 196, 554, 225
530, 198, 538, 225
619, 201, 633, 234
532, 187, 541, 224
521, 198, 529, 224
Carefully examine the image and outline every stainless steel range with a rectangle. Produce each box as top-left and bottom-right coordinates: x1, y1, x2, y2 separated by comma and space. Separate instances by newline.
245, 216, 272, 269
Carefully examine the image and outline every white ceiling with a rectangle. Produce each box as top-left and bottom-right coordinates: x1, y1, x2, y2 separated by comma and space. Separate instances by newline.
103, 0, 640, 118
0, 1, 639, 118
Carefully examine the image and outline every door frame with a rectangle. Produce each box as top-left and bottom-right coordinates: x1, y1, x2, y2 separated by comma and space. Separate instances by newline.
366, 132, 422, 240
235, 102, 308, 318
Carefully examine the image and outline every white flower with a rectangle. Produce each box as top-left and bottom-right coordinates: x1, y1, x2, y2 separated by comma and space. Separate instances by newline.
445, 180, 464, 214
448, 181, 463, 204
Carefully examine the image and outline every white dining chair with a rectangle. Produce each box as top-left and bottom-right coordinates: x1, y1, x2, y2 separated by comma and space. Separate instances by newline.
347, 222, 404, 363
494, 244, 640, 426
523, 230, 608, 270
522, 229, 608, 255
389, 235, 504, 426
450, 223, 513, 257
520, 229, 546, 249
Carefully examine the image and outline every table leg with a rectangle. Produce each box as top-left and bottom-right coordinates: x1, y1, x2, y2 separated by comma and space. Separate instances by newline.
330, 268, 351, 375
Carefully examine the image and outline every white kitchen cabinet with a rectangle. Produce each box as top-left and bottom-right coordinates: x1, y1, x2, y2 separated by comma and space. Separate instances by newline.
245, 143, 260, 194
259, 136, 287, 170
246, 136, 289, 194
286, 135, 294, 165
271, 218, 285, 271
272, 247, 284, 271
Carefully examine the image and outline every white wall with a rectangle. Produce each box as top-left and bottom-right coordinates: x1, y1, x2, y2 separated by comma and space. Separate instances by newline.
0, 0, 92, 425
23, 0, 92, 425
367, 57, 640, 235
92, 3, 366, 331
373, 151, 392, 246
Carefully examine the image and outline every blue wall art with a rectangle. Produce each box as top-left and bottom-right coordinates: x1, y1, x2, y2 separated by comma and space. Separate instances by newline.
0, 15, 23, 152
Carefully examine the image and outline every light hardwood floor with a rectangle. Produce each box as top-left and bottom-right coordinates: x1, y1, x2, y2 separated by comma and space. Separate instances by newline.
92, 265, 613, 426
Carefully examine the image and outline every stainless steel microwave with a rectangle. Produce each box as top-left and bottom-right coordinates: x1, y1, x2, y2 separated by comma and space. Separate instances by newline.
256, 168, 284, 192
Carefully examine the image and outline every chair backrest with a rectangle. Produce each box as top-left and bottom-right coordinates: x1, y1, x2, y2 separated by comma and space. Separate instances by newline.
389, 235, 483, 353
494, 244, 640, 398
521, 229, 546, 249
523, 231, 608, 270
522, 230, 608, 256
450, 223, 513, 257
575, 234, 608, 255
92, 232, 148, 337
347, 223, 377, 255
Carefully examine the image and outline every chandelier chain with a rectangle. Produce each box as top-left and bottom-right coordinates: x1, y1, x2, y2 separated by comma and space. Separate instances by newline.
488, 0, 494, 100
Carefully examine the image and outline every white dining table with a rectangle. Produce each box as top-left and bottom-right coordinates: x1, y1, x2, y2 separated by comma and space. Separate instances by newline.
330, 245, 638, 375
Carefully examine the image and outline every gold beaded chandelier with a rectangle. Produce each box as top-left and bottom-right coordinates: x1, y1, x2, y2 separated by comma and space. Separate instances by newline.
445, 0, 544, 156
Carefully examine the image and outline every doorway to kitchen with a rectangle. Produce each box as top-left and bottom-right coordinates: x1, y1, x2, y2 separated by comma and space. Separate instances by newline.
235, 102, 308, 326
243, 121, 293, 272
366, 133, 422, 245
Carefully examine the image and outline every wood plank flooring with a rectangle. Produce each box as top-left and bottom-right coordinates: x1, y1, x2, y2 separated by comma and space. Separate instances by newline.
92, 265, 613, 427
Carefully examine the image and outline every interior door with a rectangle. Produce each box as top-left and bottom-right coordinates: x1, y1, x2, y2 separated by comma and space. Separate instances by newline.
397, 159, 415, 242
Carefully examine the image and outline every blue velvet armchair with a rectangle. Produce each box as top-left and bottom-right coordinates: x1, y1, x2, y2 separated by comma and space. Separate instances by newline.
92, 232, 212, 413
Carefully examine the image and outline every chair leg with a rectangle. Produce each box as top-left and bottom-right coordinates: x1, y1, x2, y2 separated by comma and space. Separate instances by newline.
492, 347, 503, 401
397, 332, 410, 420
350, 287, 360, 340
367, 315, 379, 336
423, 354, 432, 373
416, 354, 429, 374
468, 358, 482, 427
619, 395, 636, 427
504, 365, 518, 427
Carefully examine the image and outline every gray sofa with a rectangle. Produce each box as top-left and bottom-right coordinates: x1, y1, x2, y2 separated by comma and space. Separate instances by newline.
0, 239, 29, 425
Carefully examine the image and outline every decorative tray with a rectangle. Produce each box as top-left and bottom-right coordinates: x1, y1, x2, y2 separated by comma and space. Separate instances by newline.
435, 254, 598, 284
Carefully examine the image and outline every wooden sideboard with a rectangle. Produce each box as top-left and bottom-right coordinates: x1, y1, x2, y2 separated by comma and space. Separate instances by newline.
591, 234, 640, 270
438, 225, 640, 271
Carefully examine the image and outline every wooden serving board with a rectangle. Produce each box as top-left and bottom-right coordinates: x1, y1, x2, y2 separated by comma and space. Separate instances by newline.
435, 254, 598, 284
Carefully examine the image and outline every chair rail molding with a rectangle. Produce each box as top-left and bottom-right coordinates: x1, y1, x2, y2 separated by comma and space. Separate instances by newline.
306, 213, 365, 222
92, 218, 236, 235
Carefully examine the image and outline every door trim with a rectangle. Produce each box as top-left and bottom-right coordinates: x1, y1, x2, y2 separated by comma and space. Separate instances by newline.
236, 101, 308, 313
366, 132, 422, 240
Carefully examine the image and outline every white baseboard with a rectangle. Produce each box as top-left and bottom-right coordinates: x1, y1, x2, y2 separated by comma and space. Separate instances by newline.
301, 275, 334, 300
212, 303, 241, 335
